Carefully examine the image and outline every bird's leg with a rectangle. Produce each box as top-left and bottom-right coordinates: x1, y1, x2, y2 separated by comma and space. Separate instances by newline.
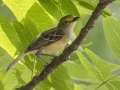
35, 53, 48, 65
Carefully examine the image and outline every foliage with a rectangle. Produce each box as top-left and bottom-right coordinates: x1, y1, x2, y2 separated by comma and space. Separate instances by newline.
0, 0, 120, 90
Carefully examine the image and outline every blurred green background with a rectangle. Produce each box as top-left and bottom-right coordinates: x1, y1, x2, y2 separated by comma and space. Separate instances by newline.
0, 1, 120, 65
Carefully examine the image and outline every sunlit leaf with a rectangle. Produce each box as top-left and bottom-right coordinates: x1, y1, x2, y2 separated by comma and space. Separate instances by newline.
103, 16, 120, 60
35, 79, 51, 90
24, 17, 39, 41
64, 61, 95, 80
27, 3, 54, 31
51, 78, 73, 90
38, 0, 63, 20
38, 0, 82, 34
13, 20, 29, 50
0, 15, 18, 56
4, 64, 31, 90
116, 0, 120, 3
51, 65, 71, 80
107, 81, 120, 90
3, 0, 35, 21
0, 47, 13, 70
50, 65, 71, 90
77, 49, 119, 81
74, 84, 82, 90
0, 81, 4, 90
74, 0, 111, 16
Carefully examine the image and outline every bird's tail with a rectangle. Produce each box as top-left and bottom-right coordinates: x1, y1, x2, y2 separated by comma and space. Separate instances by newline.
6, 52, 27, 72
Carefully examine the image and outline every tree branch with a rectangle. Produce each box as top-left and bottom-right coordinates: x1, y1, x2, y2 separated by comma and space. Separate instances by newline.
16, 0, 114, 90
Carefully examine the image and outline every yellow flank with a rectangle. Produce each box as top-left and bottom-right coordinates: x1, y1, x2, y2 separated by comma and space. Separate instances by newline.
41, 35, 69, 54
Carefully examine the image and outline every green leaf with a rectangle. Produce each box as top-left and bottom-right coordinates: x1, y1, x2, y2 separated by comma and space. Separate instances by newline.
27, 2, 54, 31
13, 20, 29, 50
78, 51, 109, 81
3, 0, 35, 21
64, 61, 95, 81
102, 16, 120, 60
51, 65, 71, 80
51, 65, 71, 90
51, 79, 73, 90
14, 18, 39, 48
38, 0, 63, 20
13, 18, 41, 73
77, 49, 120, 81
115, 0, 120, 3
75, 0, 97, 15
0, 47, 13, 70
58, 0, 79, 16
38, 0, 82, 34
74, 84, 82, 90
55, 0, 82, 34
24, 17, 39, 41
35, 79, 51, 90
83, 85, 107, 90
39, 0, 79, 19
0, 81, 4, 90
107, 81, 120, 90
74, 0, 111, 16
13, 17, 39, 51
0, 15, 18, 56
14, 69, 26, 85
4, 64, 32, 90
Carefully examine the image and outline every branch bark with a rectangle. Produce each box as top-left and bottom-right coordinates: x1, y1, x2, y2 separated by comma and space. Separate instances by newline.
16, 0, 114, 90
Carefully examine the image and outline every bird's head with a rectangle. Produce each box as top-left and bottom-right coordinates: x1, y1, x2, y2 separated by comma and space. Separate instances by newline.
57, 15, 80, 31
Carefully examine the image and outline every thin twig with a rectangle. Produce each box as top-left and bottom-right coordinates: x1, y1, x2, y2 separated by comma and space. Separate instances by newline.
95, 73, 120, 90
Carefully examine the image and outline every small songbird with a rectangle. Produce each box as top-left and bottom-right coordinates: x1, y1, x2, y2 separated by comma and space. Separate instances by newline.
6, 15, 80, 72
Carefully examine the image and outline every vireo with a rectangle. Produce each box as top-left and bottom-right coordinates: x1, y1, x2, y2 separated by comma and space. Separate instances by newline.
6, 15, 79, 72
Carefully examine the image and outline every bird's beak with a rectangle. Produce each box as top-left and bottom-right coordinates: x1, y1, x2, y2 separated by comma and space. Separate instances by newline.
72, 17, 80, 22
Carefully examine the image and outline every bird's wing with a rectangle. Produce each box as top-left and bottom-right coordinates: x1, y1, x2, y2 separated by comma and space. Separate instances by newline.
25, 28, 65, 52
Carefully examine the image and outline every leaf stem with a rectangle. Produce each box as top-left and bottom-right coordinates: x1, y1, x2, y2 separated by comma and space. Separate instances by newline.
95, 73, 120, 90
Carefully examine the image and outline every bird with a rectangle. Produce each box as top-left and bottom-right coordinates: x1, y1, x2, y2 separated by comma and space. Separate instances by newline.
6, 15, 80, 72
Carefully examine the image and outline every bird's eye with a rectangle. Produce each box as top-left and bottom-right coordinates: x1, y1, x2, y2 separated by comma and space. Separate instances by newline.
64, 20, 68, 24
